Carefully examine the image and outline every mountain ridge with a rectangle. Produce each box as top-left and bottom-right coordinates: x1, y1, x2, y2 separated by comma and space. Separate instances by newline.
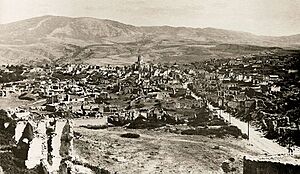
0, 15, 299, 65
1, 15, 300, 45
1, 15, 299, 38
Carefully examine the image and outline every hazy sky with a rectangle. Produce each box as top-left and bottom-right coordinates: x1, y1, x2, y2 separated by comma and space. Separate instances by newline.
0, 0, 299, 36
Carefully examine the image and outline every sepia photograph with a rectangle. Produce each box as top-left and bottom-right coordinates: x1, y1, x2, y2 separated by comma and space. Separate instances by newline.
0, 0, 300, 173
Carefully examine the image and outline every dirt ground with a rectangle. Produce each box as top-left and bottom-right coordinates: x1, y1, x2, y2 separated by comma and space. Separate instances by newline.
0, 94, 33, 109
73, 124, 262, 174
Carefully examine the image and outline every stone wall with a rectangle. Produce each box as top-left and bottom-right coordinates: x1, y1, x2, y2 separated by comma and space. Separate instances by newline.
243, 156, 300, 174
14, 119, 71, 173
14, 119, 98, 174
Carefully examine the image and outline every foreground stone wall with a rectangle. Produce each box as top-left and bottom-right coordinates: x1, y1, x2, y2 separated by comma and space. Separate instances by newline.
14, 120, 71, 173
243, 156, 300, 174
14, 119, 101, 174
26, 121, 47, 169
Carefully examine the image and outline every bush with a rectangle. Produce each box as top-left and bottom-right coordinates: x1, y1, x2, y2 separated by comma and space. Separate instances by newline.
74, 131, 83, 139
181, 125, 243, 138
228, 157, 235, 162
223, 126, 243, 138
242, 133, 249, 139
120, 133, 140, 138
0, 152, 41, 174
80, 124, 108, 130
135, 103, 145, 108
128, 121, 166, 129
207, 118, 227, 126
0, 109, 11, 130
0, 129, 14, 145
221, 161, 231, 173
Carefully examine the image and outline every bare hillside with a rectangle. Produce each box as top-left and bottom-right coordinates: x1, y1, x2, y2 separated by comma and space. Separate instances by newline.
0, 15, 299, 65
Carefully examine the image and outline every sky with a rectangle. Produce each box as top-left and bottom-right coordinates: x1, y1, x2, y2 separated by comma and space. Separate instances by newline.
0, 0, 299, 36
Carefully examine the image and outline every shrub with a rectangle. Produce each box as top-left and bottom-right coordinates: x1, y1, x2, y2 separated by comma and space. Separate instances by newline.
228, 157, 235, 162
223, 126, 243, 138
0, 129, 14, 145
120, 133, 140, 138
80, 124, 108, 130
74, 131, 83, 139
181, 125, 243, 138
128, 121, 165, 129
0, 152, 41, 174
242, 133, 249, 139
221, 161, 231, 173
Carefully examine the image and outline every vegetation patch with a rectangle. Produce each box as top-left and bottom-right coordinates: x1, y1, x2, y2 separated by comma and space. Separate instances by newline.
181, 125, 244, 138
80, 124, 108, 130
68, 159, 111, 174
120, 133, 140, 138
0, 152, 42, 174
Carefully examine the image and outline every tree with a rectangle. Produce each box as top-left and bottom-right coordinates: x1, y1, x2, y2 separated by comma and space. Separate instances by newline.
0, 109, 11, 130
288, 107, 300, 131
245, 88, 255, 98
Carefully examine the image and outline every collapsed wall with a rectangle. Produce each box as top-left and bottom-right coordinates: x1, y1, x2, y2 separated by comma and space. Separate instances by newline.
60, 120, 73, 158
15, 121, 27, 142
49, 120, 67, 173
58, 120, 74, 174
13, 121, 34, 166
26, 121, 47, 169
14, 119, 73, 173
14, 119, 97, 174
243, 155, 300, 174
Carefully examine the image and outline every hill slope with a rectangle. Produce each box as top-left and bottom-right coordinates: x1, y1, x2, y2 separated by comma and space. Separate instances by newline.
0, 15, 299, 65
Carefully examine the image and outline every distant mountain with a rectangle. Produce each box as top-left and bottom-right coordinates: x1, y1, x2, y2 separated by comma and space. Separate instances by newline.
0, 15, 299, 65
0, 16, 142, 44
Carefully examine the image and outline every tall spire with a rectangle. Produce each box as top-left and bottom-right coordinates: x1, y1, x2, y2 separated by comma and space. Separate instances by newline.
137, 55, 143, 65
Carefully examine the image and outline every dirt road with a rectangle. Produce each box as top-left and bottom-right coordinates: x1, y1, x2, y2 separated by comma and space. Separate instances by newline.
208, 104, 287, 155
184, 81, 288, 155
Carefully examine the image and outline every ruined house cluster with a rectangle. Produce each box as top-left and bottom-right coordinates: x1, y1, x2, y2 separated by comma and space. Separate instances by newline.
0, 55, 209, 172
243, 155, 300, 174
190, 52, 300, 145
0, 51, 299, 173
0, 55, 206, 126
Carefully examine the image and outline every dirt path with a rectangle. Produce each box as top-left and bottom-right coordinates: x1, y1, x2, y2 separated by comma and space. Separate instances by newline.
21, 98, 46, 108
184, 82, 291, 155
207, 104, 287, 155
